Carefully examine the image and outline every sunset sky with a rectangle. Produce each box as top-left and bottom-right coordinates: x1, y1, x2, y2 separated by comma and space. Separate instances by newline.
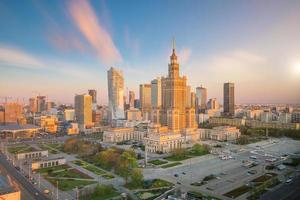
0, 0, 300, 105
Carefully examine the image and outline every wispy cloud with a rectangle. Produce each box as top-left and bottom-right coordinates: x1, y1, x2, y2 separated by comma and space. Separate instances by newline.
178, 48, 192, 65
0, 45, 91, 78
0, 45, 45, 69
124, 26, 140, 58
68, 0, 122, 65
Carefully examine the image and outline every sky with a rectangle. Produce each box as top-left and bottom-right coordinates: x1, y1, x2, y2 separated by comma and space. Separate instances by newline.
0, 0, 300, 105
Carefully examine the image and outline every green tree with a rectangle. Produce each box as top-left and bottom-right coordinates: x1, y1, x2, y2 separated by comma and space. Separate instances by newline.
237, 135, 249, 145
130, 168, 144, 187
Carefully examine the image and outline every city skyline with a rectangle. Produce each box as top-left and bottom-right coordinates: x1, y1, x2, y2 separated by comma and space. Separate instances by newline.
1, 0, 300, 104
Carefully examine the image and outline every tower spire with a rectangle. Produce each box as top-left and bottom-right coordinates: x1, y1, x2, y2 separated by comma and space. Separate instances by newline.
172, 37, 176, 52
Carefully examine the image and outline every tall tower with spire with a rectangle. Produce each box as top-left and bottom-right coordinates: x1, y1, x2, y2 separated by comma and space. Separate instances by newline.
159, 40, 195, 132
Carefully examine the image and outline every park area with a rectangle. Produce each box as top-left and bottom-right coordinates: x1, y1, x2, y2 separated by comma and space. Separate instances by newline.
8, 145, 36, 154
36, 164, 96, 191
39, 143, 64, 154
164, 143, 210, 161
72, 160, 115, 179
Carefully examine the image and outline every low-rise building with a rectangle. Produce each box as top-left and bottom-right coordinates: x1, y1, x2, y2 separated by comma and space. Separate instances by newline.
0, 124, 41, 139
199, 126, 241, 141
16, 150, 48, 160
144, 132, 185, 153
126, 109, 142, 121
67, 123, 79, 135
31, 157, 66, 170
103, 127, 145, 143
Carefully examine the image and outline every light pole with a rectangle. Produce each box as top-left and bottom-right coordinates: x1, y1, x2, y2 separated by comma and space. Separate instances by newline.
56, 181, 59, 200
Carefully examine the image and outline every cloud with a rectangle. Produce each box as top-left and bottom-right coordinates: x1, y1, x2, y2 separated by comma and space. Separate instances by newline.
0, 45, 91, 78
178, 48, 192, 64
0, 45, 45, 69
124, 26, 140, 58
68, 0, 122, 65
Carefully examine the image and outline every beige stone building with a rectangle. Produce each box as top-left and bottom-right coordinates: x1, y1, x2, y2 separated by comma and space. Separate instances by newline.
31, 157, 66, 170
199, 126, 241, 141
103, 127, 145, 143
16, 150, 48, 160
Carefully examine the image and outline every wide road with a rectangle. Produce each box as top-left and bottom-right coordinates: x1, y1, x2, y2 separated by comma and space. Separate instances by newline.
0, 153, 49, 200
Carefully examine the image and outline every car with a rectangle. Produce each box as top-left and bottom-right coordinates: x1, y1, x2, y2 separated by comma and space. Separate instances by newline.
182, 172, 186, 175
250, 156, 257, 159
247, 170, 257, 175
43, 189, 50, 194
286, 179, 292, 184
177, 182, 181, 185
174, 174, 179, 177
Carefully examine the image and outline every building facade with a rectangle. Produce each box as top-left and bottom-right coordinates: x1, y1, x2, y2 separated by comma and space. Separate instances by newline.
196, 86, 207, 111
223, 82, 235, 117
107, 67, 125, 121
140, 84, 152, 120
75, 94, 93, 130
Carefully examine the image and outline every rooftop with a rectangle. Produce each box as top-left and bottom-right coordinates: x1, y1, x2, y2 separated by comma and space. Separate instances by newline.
0, 175, 14, 194
0, 123, 40, 131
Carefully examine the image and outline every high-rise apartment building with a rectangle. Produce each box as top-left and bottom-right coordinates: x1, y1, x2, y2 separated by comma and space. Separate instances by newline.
128, 91, 135, 109
107, 67, 125, 120
223, 82, 235, 117
74, 94, 92, 130
140, 84, 152, 120
88, 89, 97, 104
196, 86, 207, 111
151, 78, 162, 108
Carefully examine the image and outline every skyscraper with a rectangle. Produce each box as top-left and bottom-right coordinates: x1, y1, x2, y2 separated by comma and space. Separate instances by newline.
196, 86, 207, 111
207, 98, 219, 110
88, 89, 97, 104
139, 84, 152, 120
74, 94, 92, 129
223, 82, 235, 117
36, 96, 46, 113
107, 67, 125, 120
128, 91, 135, 109
151, 78, 162, 108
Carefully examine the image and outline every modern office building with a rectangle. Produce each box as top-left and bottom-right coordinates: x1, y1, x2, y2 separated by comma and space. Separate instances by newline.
140, 84, 152, 120
107, 67, 125, 121
74, 94, 93, 130
196, 86, 207, 111
29, 97, 37, 113
151, 78, 162, 108
88, 89, 97, 104
64, 109, 75, 121
40, 115, 58, 133
223, 82, 235, 117
128, 91, 135, 109
46, 101, 55, 111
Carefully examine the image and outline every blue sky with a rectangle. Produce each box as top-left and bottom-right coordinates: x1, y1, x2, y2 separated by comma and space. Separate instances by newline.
0, 0, 300, 104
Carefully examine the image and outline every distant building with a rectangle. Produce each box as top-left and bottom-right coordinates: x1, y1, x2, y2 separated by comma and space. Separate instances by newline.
64, 109, 75, 121
29, 97, 37, 113
126, 109, 142, 121
46, 101, 55, 111
140, 84, 152, 120
151, 78, 162, 108
292, 112, 300, 123
15, 150, 48, 160
134, 99, 140, 109
67, 123, 79, 135
261, 111, 272, 122
196, 86, 207, 111
36, 96, 46, 113
107, 67, 125, 121
279, 112, 292, 123
0, 124, 41, 139
40, 115, 58, 133
223, 82, 235, 117
129, 91, 135, 109
88, 89, 97, 104
199, 126, 241, 141
103, 127, 145, 143
207, 98, 219, 110
75, 94, 93, 131
3, 102, 23, 124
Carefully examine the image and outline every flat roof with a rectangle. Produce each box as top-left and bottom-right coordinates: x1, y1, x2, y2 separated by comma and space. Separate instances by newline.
0, 123, 41, 131
0, 175, 14, 194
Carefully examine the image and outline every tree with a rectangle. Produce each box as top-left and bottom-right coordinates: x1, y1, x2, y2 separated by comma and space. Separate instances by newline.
172, 148, 187, 159
237, 135, 249, 145
116, 151, 138, 183
130, 168, 144, 187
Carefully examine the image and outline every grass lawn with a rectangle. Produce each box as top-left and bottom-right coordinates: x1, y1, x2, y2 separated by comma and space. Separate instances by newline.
80, 185, 119, 200
187, 191, 221, 200
72, 160, 106, 175
39, 144, 60, 154
161, 162, 182, 168
224, 185, 251, 198
126, 179, 173, 190
8, 145, 36, 154
135, 188, 170, 200
148, 159, 168, 165
46, 177, 96, 191
164, 151, 208, 161
102, 174, 115, 179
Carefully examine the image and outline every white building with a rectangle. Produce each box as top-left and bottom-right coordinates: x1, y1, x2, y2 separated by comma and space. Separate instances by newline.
103, 127, 145, 143
31, 157, 66, 170
16, 150, 48, 160
199, 126, 241, 141
64, 109, 75, 121
279, 112, 292, 123
107, 67, 125, 121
